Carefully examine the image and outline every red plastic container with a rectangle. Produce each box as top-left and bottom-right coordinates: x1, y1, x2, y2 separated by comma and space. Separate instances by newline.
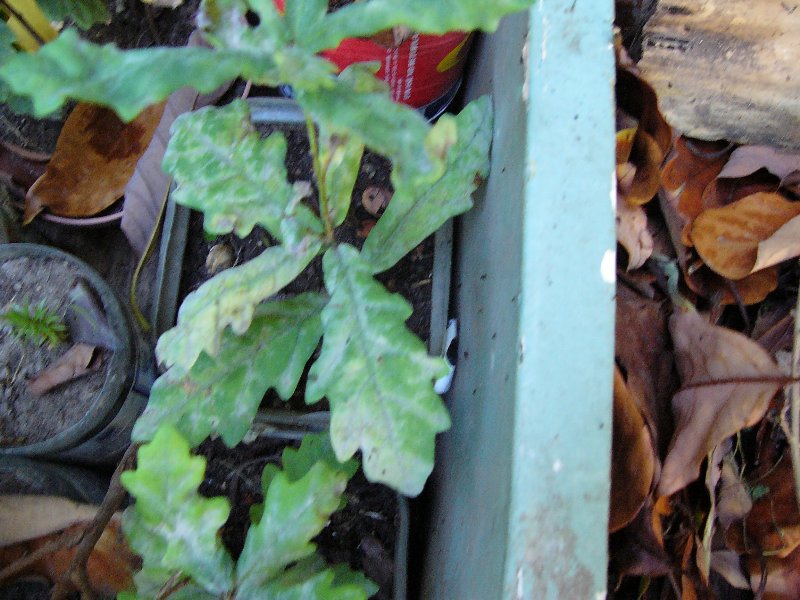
273, 0, 473, 113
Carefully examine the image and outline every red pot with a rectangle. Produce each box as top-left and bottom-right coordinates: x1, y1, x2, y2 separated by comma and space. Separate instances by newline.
273, 0, 473, 111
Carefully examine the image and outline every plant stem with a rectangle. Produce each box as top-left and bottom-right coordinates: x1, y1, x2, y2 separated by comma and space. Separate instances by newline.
0, 0, 46, 47
305, 114, 333, 243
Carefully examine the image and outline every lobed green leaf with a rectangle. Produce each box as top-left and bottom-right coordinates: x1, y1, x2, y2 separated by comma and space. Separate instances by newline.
363, 95, 493, 273
121, 426, 235, 595
236, 461, 348, 596
319, 124, 364, 229
134, 294, 326, 447
156, 239, 321, 371
307, 245, 450, 496
244, 557, 375, 600
164, 100, 323, 246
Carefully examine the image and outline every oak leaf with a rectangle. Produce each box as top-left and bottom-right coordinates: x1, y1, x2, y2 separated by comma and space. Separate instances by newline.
25, 102, 164, 223
691, 192, 800, 280
657, 309, 783, 496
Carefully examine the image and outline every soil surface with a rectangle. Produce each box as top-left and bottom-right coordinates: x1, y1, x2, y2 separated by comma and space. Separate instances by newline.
0, 255, 109, 446
198, 436, 398, 599
181, 119, 435, 413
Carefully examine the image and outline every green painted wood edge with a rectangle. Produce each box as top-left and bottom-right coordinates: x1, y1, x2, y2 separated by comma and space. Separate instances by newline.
503, 2, 616, 598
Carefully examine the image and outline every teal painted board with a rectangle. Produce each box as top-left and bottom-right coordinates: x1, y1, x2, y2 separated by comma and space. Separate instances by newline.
421, 0, 615, 597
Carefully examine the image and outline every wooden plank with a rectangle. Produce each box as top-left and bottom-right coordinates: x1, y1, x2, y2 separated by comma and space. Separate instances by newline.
639, 0, 800, 149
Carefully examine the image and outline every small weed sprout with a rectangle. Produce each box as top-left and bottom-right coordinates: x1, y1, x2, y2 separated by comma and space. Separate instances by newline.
0, 299, 67, 348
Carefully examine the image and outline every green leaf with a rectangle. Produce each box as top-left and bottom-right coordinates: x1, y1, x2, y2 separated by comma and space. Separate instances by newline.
319, 124, 364, 228
38, 0, 110, 29
0, 30, 248, 119
282, 432, 359, 483
164, 100, 323, 246
134, 294, 326, 447
156, 240, 321, 370
307, 245, 450, 496
241, 557, 374, 600
363, 95, 493, 273
299, 0, 535, 53
121, 426, 235, 595
297, 64, 446, 184
236, 461, 348, 597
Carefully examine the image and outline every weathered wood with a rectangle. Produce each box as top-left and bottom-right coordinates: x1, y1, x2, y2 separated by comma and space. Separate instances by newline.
639, 0, 800, 149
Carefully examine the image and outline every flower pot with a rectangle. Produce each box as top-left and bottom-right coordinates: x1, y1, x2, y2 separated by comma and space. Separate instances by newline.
273, 0, 472, 119
0, 243, 141, 463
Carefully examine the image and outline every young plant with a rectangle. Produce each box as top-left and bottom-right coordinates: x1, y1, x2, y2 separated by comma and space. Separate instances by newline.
120, 427, 374, 599
0, 298, 67, 347
0, 0, 533, 594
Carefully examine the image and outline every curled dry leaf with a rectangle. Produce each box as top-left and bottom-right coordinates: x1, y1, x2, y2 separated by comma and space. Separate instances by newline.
616, 127, 663, 206
361, 186, 392, 217
608, 497, 672, 584
616, 198, 654, 270
0, 495, 97, 546
616, 68, 672, 157
745, 544, 800, 600
0, 514, 134, 596
657, 309, 783, 497
206, 243, 234, 274
25, 102, 164, 223
661, 137, 732, 245
718, 145, 800, 184
610, 366, 656, 533
726, 452, 800, 559
690, 192, 800, 280
716, 454, 752, 529
27, 343, 96, 396
711, 550, 750, 591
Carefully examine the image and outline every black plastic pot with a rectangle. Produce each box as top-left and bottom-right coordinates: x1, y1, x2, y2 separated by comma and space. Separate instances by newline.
0, 243, 142, 463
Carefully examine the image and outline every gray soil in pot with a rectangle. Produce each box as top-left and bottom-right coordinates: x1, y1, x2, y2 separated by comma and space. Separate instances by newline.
0, 255, 108, 446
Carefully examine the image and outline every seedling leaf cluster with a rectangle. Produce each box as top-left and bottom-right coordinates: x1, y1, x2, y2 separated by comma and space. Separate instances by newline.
0, 0, 533, 596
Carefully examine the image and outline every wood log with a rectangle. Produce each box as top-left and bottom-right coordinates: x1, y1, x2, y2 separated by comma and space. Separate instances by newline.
638, 0, 800, 149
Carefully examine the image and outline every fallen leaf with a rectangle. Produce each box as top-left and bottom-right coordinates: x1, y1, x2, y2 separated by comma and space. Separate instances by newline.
661, 137, 732, 244
27, 343, 96, 396
616, 128, 663, 206
701, 170, 780, 212
726, 452, 800, 558
690, 192, 800, 280
617, 198, 654, 270
711, 550, 750, 591
65, 280, 119, 351
121, 33, 231, 255
610, 366, 656, 532
361, 186, 392, 217
616, 68, 672, 156
718, 145, 800, 184
745, 543, 800, 600
615, 283, 675, 458
25, 102, 165, 223
751, 212, 800, 274
609, 497, 672, 584
0, 514, 135, 595
657, 309, 783, 497
716, 454, 752, 529
357, 218, 377, 239
0, 495, 97, 546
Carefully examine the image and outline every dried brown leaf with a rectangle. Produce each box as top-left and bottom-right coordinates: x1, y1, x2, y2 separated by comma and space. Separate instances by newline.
719, 145, 800, 184
609, 497, 672, 583
616, 68, 672, 156
617, 198, 654, 270
691, 192, 800, 280
726, 453, 800, 558
0, 495, 97, 546
27, 343, 96, 396
610, 366, 656, 533
24, 103, 164, 223
711, 550, 750, 591
745, 544, 800, 600
717, 455, 752, 529
617, 128, 663, 206
657, 310, 783, 497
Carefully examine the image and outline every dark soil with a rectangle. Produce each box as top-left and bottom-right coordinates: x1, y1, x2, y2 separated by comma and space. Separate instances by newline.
0, 255, 109, 446
181, 119, 435, 413
198, 436, 399, 599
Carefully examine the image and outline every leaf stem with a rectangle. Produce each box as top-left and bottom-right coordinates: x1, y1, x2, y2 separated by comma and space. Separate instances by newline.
305, 114, 333, 243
